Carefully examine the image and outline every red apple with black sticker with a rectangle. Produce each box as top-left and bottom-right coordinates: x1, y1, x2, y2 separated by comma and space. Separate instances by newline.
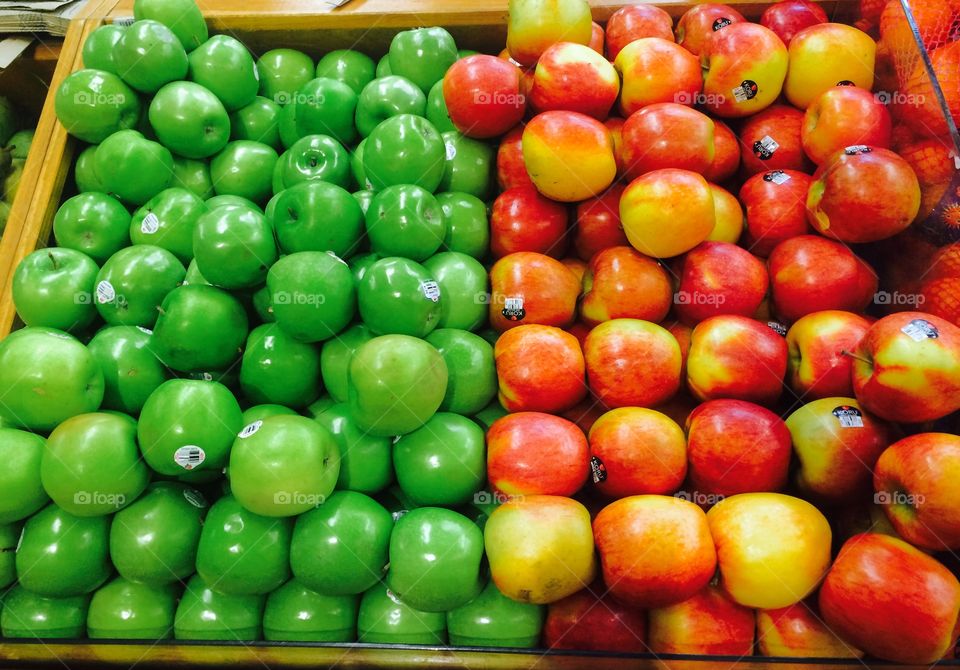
488, 252, 580, 332
739, 169, 813, 257
801, 86, 892, 165
738, 105, 808, 175
701, 23, 789, 119
676, 3, 746, 56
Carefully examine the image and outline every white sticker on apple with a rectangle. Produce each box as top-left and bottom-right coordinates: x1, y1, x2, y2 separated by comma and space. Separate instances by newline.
96, 280, 116, 304
239, 420, 263, 439
140, 212, 160, 234
174, 445, 205, 471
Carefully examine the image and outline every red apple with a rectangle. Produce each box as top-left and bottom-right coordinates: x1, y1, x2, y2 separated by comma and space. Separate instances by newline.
665, 322, 693, 382
443, 55, 526, 139
594, 495, 717, 608
588, 407, 687, 498
605, 5, 674, 62
706, 184, 744, 244
603, 117, 626, 177
701, 23, 789, 118
874, 432, 960, 551
496, 125, 533, 190
768, 235, 877, 323
495, 324, 586, 413
687, 315, 788, 406
588, 21, 604, 54
738, 104, 808, 176
760, 0, 828, 45
757, 600, 863, 658
585, 318, 682, 409
544, 585, 648, 652
852, 312, 960, 422
491, 186, 567, 259
580, 246, 672, 326
573, 185, 628, 261
489, 252, 581, 332
784, 23, 876, 110
561, 257, 587, 285
487, 411, 589, 497
530, 42, 620, 120
676, 4, 746, 57
802, 86, 892, 165
621, 103, 715, 180
819, 533, 960, 664
675, 241, 768, 326
785, 310, 873, 399
614, 38, 703, 117
686, 399, 792, 497
648, 584, 755, 655
806, 146, 921, 243
703, 120, 740, 183
739, 169, 813, 257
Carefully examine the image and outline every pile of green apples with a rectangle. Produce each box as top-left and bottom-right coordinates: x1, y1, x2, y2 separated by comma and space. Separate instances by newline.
0, 96, 36, 231
0, 0, 536, 646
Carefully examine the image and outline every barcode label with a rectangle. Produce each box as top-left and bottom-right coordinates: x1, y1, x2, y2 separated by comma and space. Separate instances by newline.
239, 421, 263, 438
901, 319, 939, 342
140, 212, 160, 234
421, 281, 441, 302
832, 406, 864, 428
96, 280, 116, 304
764, 170, 791, 185
174, 446, 206, 470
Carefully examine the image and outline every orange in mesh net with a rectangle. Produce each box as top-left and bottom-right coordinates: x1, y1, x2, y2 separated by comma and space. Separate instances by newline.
927, 242, 960, 280
919, 276, 960, 325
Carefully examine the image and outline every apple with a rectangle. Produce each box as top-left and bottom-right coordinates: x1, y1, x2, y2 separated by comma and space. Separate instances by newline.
621, 103, 715, 179
54, 69, 141, 144
676, 4, 746, 56
129, 187, 205, 264
851, 312, 960, 422
491, 186, 567, 258
54, 192, 132, 264
614, 38, 702, 116
115, 20, 187, 94
0, 428, 48, 523
739, 169, 812, 256
701, 23, 788, 118
355, 75, 426, 138
707, 493, 831, 609
1, 586, 90, 639
675, 241, 768, 325
269, 251, 357, 341
447, 579, 545, 648
171, 157, 214, 199
357, 582, 445, 644
240, 324, 321, 407
783, 22, 876, 109
87, 578, 178, 640
149, 81, 230, 159
275, 134, 351, 191
12, 247, 98, 332
738, 104, 808, 176
530, 42, 619, 119
193, 206, 276, 289
82, 25, 124, 73
495, 324, 586, 413
488, 252, 580, 332
806, 146, 921, 243
543, 585, 648, 652
174, 575, 265, 641
573, 185, 628, 261
704, 121, 740, 183
768, 235, 877, 323
757, 600, 863, 658
263, 580, 359, 642
604, 116, 627, 176
585, 318, 682, 409
485, 495, 595, 604
523, 111, 616, 202
394, 412, 485, 505
761, 0, 828, 45
802, 86, 891, 165
437, 192, 490, 260
581, 246, 671, 326
605, 5, 674, 61
620, 168, 715, 259
230, 96, 282, 149
487, 412, 588, 497
686, 399, 792, 497
588, 407, 686, 497
94, 245, 185, 328
648, 584, 755, 655
819, 533, 960, 663
874, 432, 960, 551
706, 183, 743, 243
134, 0, 207, 51
785, 310, 872, 399
425, 328, 497, 414
687, 315, 788, 405
95, 130, 174, 206
506, 0, 592, 66
271, 181, 363, 258
388, 27, 457, 94
496, 125, 532, 190
594, 495, 716, 608
442, 55, 525, 139
438, 130, 494, 198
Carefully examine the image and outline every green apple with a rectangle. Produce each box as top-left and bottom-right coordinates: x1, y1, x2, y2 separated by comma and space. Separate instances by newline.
82, 24, 125, 73
290, 491, 392, 595
114, 20, 188, 93
41, 412, 149, 516
6, 129, 32, 161
12, 247, 98, 331
54, 69, 141, 143
209, 140, 278, 203
171, 157, 215, 199
242, 404, 296, 424
148, 81, 230, 159
87, 578, 179, 639
423, 251, 488, 331
305, 395, 337, 419
0, 586, 90, 639
316, 49, 375, 95
355, 75, 425, 138
264, 580, 359, 642
130, 187, 206, 264
437, 192, 489, 260
357, 582, 446, 644
349, 251, 381, 284
133, 0, 208, 51
183, 258, 209, 285
272, 181, 363, 257
230, 414, 340, 517
240, 324, 321, 407
268, 251, 356, 343
195, 494, 292, 595
53, 192, 131, 263
88, 325, 166, 413
193, 206, 276, 288
365, 185, 445, 261
138, 378, 242, 475
188, 35, 258, 111
447, 580, 545, 647
357, 257, 442, 336
353, 189, 374, 215
386, 507, 484, 612
425, 329, 497, 414
363, 114, 444, 191
439, 131, 493, 198
426, 79, 457, 133
16, 503, 111, 597
275, 133, 351, 190
174, 575, 265, 641
0, 328, 104, 431
0, 428, 47, 523
277, 102, 298, 148
94, 129, 173, 205
152, 284, 249, 371
257, 48, 314, 105
393, 412, 486, 506
289, 78, 358, 146
252, 284, 274, 322
348, 334, 448, 436
95, 244, 185, 327
110, 482, 207, 585
0, 522, 18, 588
388, 27, 458, 94
474, 399, 509, 430
313, 402, 393, 494
205, 194, 262, 213
375, 54, 392, 78
230, 96, 282, 149
319, 323, 373, 403
75, 145, 106, 193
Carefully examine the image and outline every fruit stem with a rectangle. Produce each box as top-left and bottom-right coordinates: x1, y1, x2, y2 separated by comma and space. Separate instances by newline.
841, 349, 871, 365
47, 251, 59, 271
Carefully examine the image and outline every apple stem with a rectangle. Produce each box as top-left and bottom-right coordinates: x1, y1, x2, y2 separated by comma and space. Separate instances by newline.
47, 251, 59, 271
841, 349, 871, 364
